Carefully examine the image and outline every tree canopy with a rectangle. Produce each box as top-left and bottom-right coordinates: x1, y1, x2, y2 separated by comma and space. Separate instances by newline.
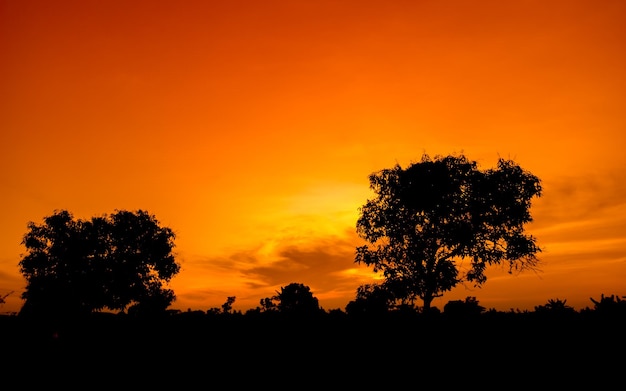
18, 209, 180, 318
355, 154, 542, 311
261, 282, 322, 316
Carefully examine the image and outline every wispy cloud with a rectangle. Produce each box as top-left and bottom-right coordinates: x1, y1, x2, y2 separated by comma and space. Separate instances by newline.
171, 229, 376, 312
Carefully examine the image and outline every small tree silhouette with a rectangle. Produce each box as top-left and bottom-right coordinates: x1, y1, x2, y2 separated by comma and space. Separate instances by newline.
222, 296, 236, 313
272, 283, 322, 317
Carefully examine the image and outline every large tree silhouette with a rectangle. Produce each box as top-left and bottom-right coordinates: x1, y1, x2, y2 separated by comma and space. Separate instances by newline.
18, 209, 179, 318
355, 154, 542, 311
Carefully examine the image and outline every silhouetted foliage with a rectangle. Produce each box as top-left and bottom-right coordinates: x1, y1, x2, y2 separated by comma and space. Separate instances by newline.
588, 293, 626, 316
355, 154, 542, 310
534, 298, 576, 317
443, 296, 485, 317
207, 296, 240, 316
267, 282, 322, 316
222, 296, 236, 313
345, 283, 394, 316
18, 209, 179, 318
259, 296, 277, 312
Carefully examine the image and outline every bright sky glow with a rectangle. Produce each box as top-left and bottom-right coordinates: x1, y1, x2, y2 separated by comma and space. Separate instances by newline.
1, 0, 624, 314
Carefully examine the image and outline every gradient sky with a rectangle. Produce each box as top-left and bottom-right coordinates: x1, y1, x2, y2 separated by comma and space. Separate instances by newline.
1, 0, 625, 314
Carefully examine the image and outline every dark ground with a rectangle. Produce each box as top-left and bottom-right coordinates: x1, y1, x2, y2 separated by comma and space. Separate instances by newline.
1, 312, 623, 388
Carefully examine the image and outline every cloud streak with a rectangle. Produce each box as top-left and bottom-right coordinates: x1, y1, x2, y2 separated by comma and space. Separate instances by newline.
171, 229, 376, 312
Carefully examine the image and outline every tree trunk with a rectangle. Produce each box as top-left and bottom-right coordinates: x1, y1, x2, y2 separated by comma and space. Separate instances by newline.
422, 295, 433, 312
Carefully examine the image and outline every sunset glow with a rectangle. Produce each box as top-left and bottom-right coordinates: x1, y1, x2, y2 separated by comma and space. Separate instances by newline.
1, 0, 624, 314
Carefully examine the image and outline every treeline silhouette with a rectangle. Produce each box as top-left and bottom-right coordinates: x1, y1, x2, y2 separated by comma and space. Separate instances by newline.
4, 289, 625, 347
2, 289, 624, 388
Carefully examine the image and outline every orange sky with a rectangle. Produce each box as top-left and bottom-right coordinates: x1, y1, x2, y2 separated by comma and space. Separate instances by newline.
1, 0, 625, 314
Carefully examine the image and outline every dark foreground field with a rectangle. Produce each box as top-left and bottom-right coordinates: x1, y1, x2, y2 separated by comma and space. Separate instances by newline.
1, 311, 624, 388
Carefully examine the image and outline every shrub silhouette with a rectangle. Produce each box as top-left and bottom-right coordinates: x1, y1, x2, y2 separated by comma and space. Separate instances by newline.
443, 296, 485, 318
